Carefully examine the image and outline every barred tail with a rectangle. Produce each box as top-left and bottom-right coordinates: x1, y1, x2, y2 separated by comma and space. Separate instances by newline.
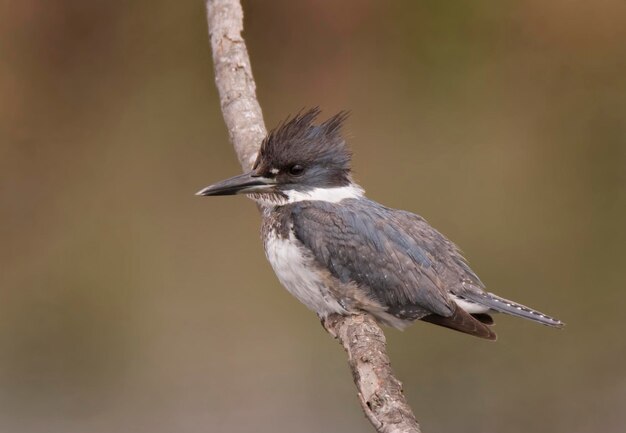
463, 291, 564, 328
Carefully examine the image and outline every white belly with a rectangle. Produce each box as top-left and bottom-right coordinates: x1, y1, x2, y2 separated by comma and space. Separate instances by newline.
264, 231, 346, 316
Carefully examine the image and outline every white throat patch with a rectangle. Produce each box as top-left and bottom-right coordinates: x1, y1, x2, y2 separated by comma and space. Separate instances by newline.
247, 184, 364, 206
284, 184, 364, 204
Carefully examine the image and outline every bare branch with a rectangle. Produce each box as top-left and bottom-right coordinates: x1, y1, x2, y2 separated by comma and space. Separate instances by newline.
206, 0, 266, 171
323, 314, 421, 433
204, 2, 421, 432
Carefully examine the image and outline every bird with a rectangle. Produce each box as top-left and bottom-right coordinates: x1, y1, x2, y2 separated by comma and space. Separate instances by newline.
196, 108, 563, 340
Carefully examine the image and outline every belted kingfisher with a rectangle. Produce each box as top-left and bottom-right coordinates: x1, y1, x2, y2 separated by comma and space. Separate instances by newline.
197, 108, 563, 340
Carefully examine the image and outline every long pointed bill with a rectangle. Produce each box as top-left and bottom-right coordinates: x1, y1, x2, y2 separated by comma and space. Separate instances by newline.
195, 171, 276, 196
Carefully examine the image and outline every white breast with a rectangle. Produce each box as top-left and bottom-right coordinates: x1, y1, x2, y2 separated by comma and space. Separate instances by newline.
264, 229, 347, 317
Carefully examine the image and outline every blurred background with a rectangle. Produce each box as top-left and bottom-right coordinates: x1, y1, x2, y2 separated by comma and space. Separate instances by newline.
1, 1, 625, 432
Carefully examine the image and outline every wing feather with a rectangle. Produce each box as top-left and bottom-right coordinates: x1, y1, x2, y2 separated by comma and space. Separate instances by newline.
289, 199, 455, 317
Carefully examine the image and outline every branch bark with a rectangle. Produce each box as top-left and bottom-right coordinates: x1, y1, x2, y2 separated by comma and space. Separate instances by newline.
323, 314, 421, 433
204, 1, 421, 432
206, 0, 266, 171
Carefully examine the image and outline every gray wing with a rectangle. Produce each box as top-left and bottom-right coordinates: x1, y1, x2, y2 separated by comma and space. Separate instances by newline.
289, 199, 467, 318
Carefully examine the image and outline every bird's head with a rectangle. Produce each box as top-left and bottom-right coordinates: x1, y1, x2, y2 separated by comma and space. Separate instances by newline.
197, 108, 361, 205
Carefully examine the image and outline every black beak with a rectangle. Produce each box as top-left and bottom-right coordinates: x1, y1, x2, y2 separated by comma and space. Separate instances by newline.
196, 171, 276, 196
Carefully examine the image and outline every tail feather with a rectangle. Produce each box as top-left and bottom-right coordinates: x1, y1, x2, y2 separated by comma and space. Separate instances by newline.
462, 291, 564, 328
471, 313, 494, 325
421, 305, 497, 340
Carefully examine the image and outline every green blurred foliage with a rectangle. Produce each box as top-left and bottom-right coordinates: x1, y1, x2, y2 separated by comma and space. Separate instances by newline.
1, 1, 625, 432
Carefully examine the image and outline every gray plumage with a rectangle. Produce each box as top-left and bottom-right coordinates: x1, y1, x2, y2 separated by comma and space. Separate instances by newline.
198, 108, 564, 340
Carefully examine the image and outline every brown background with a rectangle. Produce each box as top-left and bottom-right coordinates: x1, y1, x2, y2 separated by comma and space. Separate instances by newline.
1, 1, 625, 432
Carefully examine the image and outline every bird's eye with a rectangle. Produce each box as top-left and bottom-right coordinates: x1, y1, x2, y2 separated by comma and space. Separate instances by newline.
288, 164, 305, 176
